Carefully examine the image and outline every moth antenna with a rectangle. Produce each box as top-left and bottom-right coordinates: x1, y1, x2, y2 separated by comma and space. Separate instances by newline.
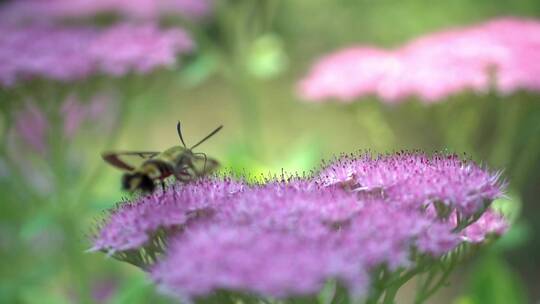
177, 121, 187, 148
191, 125, 223, 150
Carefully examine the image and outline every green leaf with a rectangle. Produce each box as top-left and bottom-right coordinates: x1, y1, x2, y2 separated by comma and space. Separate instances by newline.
492, 221, 531, 252
179, 53, 219, 87
317, 280, 337, 304
109, 274, 172, 304
20, 212, 55, 241
458, 254, 528, 304
246, 34, 288, 79
490, 192, 522, 223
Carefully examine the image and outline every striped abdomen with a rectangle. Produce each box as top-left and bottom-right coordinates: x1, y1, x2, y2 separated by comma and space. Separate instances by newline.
141, 159, 175, 180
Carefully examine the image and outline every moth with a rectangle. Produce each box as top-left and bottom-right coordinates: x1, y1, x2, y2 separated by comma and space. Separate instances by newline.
102, 122, 222, 193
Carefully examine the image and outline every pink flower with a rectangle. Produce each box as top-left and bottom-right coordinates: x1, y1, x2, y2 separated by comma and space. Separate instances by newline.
0, 23, 194, 86
92, 152, 508, 301
298, 48, 399, 102
298, 17, 540, 103
0, 0, 213, 22
0, 24, 96, 86
317, 152, 503, 216
89, 24, 194, 76
461, 210, 509, 243
417, 222, 461, 256
14, 101, 49, 154
152, 227, 368, 300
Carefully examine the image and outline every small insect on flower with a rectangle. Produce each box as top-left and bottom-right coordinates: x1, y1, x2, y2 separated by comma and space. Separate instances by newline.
102, 122, 222, 193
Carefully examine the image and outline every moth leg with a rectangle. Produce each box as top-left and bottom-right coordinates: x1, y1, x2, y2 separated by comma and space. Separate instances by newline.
157, 180, 167, 200
194, 152, 208, 175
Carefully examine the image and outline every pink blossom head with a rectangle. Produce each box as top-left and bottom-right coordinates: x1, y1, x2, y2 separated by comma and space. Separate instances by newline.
152, 227, 369, 300
92, 152, 508, 301
298, 17, 540, 103
0, 23, 194, 86
0, 24, 96, 86
0, 0, 213, 22
316, 152, 504, 216
298, 48, 399, 102
89, 24, 194, 76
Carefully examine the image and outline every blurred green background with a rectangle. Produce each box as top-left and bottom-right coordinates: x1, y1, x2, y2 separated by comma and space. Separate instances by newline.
1, 0, 539, 303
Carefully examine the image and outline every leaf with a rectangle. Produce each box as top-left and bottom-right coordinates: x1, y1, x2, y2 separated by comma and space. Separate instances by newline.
109, 274, 172, 304
246, 34, 288, 79
492, 221, 531, 251
457, 254, 528, 304
490, 192, 522, 223
179, 53, 219, 87
20, 212, 55, 241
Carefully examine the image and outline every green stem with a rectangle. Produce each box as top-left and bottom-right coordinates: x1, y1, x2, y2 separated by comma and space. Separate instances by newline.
59, 207, 93, 304
414, 268, 453, 304
229, 69, 264, 156
414, 254, 458, 304
382, 285, 399, 304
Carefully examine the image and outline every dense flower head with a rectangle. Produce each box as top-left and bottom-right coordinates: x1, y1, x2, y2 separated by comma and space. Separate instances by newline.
0, 23, 194, 86
92, 152, 507, 301
0, 24, 96, 86
316, 152, 503, 215
89, 24, 194, 76
152, 227, 369, 299
298, 17, 540, 103
92, 178, 247, 252
0, 0, 213, 22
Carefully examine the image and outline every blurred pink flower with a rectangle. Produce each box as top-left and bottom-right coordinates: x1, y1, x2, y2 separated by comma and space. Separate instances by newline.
61, 95, 87, 139
89, 24, 194, 76
298, 17, 540, 103
60, 92, 118, 139
298, 48, 399, 102
91, 277, 119, 303
14, 101, 49, 154
0, 24, 96, 86
0, 0, 213, 22
0, 23, 194, 86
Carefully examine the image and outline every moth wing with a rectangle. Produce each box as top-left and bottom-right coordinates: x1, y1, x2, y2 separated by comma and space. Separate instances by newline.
101, 151, 160, 171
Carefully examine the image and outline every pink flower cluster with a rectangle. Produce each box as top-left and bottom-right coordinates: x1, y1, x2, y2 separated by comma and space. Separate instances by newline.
0, 23, 194, 86
298, 18, 540, 103
0, 0, 212, 22
92, 152, 508, 301
12, 94, 116, 154
316, 152, 503, 215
